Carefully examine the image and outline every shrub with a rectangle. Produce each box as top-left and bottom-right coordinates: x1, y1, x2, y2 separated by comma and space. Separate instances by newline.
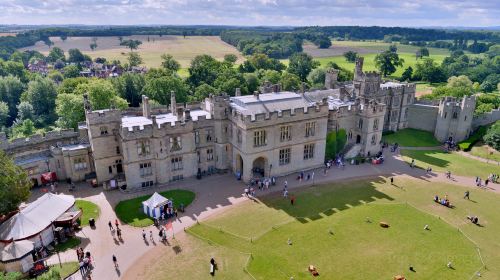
458, 126, 488, 151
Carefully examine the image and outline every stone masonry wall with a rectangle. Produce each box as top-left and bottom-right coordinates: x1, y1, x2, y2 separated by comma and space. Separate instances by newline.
407, 104, 439, 132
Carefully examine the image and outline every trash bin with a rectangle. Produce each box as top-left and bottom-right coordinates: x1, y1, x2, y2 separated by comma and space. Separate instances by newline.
89, 218, 95, 227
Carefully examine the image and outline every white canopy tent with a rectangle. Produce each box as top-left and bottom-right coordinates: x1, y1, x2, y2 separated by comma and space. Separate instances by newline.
0, 240, 35, 273
142, 192, 169, 218
0, 193, 76, 247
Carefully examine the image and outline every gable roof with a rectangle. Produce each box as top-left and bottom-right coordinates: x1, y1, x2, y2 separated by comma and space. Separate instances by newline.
142, 192, 169, 208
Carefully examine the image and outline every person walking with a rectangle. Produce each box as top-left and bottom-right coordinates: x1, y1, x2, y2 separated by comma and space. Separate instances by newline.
290, 195, 295, 206
117, 227, 122, 239
112, 255, 118, 268
284, 180, 288, 189
390, 177, 394, 185
108, 221, 113, 231
149, 230, 154, 242
142, 229, 146, 241
485, 179, 489, 188
115, 219, 119, 228
464, 191, 470, 200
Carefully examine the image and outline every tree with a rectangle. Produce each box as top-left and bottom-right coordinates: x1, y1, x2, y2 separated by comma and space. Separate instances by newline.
60, 34, 68, 42
11, 119, 35, 139
0, 75, 24, 125
56, 93, 84, 129
0, 150, 31, 215
143, 75, 188, 105
325, 62, 353, 82
190, 83, 217, 102
480, 74, 500, 92
57, 77, 89, 95
68, 48, 86, 63
414, 58, 447, 83
47, 47, 65, 62
120, 39, 142, 51
483, 121, 500, 151
447, 75, 473, 89
89, 37, 98, 51
223, 54, 238, 65
389, 44, 398, 53
374, 50, 404, 77
112, 73, 145, 107
343, 51, 358, 62
419, 47, 430, 57
63, 64, 80, 78
241, 53, 285, 72
325, 129, 347, 159
188, 55, 222, 88
287, 52, 319, 81
16, 101, 34, 122
21, 77, 57, 124
244, 73, 260, 94
48, 70, 64, 83
280, 72, 301, 91
307, 68, 326, 88
74, 79, 128, 110
127, 52, 143, 67
0, 101, 8, 127
160, 54, 180, 72
261, 70, 281, 84
401, 66, 413, 81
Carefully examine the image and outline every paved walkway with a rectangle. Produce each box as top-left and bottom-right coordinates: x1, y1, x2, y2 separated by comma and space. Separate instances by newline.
33, 148, 497, 280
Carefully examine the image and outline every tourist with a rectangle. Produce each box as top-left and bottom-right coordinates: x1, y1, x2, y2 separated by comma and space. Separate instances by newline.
174, 208, 178, 217
311, 171, 315, 181
112, 255, 118, 268
108, 221, 113, 231
115, 219, 119, 228
485, 179, 489, 188
290, 195, 295, 205
149, 230, 154, 242
142, 229, 146, 240
283, 189, 288, 198
464, 191, 470, 200
117, 227, 122, 239
284, 180, 288, 189
434, 195, 439, 202
390, 177, 394, 185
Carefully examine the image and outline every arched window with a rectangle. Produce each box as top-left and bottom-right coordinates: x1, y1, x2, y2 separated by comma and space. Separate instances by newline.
373, 119, 379, 130
358, 119, 363, 129
371, 135, 376, 145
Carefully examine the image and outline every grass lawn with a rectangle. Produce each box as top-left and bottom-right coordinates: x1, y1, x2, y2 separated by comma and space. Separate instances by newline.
75, 199, 100, 227
382, 128, 441, 147
37, 262, 79, 279
115, 189, 195, 227
401, 149, 499, 178
152, 177, 500, 279
469, 142, 500, 162
54, 237, 81, 252
331, 40, 452, 56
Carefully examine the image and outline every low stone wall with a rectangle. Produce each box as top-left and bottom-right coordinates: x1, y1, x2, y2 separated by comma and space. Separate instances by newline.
472, 109, 500, 128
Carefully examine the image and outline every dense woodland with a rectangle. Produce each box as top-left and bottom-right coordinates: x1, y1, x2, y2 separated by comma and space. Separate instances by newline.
0, 25, 499, 143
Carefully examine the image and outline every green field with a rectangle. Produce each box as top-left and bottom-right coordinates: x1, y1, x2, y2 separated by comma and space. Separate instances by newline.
470, 143, 500, 162
401, 149, 499, 178
132, 177, 500, 279
20, 35, 244, 69
382, 128, 441, 147
75, 199, 100, 227
332, 40, 451, 55
115, 189, 195, 227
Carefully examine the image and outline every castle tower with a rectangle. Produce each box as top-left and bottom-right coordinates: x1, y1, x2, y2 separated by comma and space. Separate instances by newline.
325, 68, 339, 89
354, 57, 364, 81
434, 96, 475, 142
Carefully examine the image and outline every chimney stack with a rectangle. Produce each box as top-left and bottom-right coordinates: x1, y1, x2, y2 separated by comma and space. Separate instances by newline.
142, 95, 151, 118
184, 109, 191, 121
253, 91, 260, 100
325, 68, 339, 89
177, 107, 184, 121
235, 88, 241, 96
170, 91, 177, 116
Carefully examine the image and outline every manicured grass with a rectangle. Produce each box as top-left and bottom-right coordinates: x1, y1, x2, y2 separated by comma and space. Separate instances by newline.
401, 149, 499, 178
382, 128, 441, 147
470, 142, 500, 162
37, 262, 79, 279
171, 178, 500, 279
75, 199, 100, 227
54, 237, 81, 252
115, 189, 195, 227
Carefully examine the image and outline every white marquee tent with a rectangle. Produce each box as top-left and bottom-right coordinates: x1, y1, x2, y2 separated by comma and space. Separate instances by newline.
142, 192, 169, 218
0, 240, 35, 273
0, 193, 76, 247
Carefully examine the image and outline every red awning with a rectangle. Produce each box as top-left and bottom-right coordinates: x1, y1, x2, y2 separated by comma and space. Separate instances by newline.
40, 172, 57, 185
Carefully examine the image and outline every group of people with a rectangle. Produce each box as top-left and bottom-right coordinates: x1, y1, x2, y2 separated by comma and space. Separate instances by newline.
77, 248, 93, 277
250, 177, 276, 190
108, 220, 122, 240
297, 170, 315, 182
434, 195, 452, 207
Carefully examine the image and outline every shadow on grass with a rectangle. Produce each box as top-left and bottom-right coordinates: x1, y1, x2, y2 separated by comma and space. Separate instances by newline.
260, 177, 394, 223
402, 150, 451, 168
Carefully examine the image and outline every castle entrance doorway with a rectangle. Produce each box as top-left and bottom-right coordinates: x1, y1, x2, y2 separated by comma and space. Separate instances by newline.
235, 154, 243, 180
252, 157, 267, 178
356, 135, 361, 144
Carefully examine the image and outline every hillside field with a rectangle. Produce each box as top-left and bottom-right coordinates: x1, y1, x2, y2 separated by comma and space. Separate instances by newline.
20, 35, 245, 68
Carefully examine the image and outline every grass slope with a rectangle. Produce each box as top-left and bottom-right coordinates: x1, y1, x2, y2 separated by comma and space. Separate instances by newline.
115, 189, 195, 227
383, 128, 441, 147
75, 199, 100, 227
401, 149, 499, 178
180, 178, 500, 279
470, 143, 500, 162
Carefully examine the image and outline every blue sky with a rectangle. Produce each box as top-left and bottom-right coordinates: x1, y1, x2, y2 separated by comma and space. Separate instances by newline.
0, 0, 498, 27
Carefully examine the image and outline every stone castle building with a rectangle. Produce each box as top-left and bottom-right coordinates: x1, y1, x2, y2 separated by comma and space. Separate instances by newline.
2, 58, 498, 190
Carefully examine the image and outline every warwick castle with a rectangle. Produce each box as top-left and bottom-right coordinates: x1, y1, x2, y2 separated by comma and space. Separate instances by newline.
1, 58, 499, 190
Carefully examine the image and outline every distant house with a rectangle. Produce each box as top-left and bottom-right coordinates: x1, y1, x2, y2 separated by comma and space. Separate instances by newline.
27, 60, 48, 76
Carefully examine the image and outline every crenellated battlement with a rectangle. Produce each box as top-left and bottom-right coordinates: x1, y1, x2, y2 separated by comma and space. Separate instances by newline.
231, 103, 329, 126
1, 129, 79, 151
86, 109, 122, 124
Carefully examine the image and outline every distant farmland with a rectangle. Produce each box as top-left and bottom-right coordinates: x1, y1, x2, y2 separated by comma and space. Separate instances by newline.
20, 35, 244, 68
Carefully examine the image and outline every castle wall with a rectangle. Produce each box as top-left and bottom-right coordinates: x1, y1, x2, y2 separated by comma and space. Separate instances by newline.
472, 109, 500, 128
407, 104, 439, 132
